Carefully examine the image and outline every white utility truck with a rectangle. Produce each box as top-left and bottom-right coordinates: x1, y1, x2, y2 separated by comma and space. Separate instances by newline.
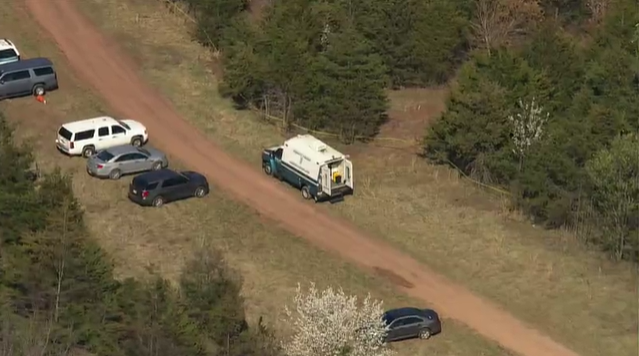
261, 134, 354, 202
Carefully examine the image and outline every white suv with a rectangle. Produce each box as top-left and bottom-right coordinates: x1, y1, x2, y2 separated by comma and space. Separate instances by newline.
56, 116, 149, 157
0, 39, 20, 65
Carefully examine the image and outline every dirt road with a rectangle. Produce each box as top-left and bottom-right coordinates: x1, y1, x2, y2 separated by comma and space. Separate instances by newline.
24, 1, 581, 356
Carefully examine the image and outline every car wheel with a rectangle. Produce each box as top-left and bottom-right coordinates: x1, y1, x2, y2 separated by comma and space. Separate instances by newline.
194, 186, 207, 198
152, 161, 162, 171
109, 169, 122, 180
33, 84, 45, 96
82, 146, 95, 158
418, 328, 431, 340
152, 196, 164, 207
131, 137, 143, 147
301, 185, 312, 200
263, 163, 272, 176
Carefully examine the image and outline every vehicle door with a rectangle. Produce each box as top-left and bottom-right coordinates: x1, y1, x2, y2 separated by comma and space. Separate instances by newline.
398, 317, 424, 339
268, 148, 282, 177
387, 318, 409, 341
0, 70, 32, 97
344, 159, 353, 190
114, 153, 138, 175
111, 125, 129, 145
318, 164, 331, 196
127, 152, 151, 173
172, 175, 192, 200
95, 126, 111, 150
160, 175, 190, 201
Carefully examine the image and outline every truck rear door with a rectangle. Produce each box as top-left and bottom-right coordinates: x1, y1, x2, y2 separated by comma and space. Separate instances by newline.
319, 165, 331, 196
344, 159, 353, 190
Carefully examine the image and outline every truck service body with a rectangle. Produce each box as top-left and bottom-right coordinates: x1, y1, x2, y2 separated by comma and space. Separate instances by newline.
262, 134, 354, 202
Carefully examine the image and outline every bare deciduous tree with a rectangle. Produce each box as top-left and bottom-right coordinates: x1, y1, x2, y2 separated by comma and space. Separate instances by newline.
471, 0, 543, 54
282, 283, 393, 356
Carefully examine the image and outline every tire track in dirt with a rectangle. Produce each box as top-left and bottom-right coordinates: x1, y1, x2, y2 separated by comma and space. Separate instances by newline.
24, 1, 581, 356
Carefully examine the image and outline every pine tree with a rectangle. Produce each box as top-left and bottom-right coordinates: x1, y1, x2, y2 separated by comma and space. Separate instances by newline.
298, 23, 388, 141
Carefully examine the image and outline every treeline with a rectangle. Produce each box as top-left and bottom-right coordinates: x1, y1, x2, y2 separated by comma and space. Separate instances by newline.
425, 0, 639, 261
173, 0, 638, 261
175, 0, 471, 141
0, 113, 280, 355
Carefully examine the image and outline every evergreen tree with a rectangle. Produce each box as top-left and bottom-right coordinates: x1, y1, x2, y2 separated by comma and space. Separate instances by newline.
298, 23, 388, 141
340, 0, 469, 87
425, 49, 551, 183
182, 0, 249, 49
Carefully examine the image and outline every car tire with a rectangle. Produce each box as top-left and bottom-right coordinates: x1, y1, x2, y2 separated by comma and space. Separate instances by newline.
82, 146, 95, 158
263, 163, 272, 176
301, 185, 312, 200
152, 161, 163, 171
418, 328, 431, 340
194, 186, 207, 198
109, 169, 121, 180
32, 84, 45, 96
131, 137, 143, 147
152, 196, 164, 207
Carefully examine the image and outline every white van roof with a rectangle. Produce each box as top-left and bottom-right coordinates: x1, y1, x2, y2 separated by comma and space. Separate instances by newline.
62, 116, 119, 133
284, 134, 345, 163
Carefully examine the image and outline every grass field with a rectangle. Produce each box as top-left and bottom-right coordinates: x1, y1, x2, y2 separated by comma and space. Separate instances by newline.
0, 1, 515, 356
68, 1, 639, 356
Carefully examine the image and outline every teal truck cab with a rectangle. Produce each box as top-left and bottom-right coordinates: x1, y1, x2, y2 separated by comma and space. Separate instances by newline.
262, 134, 354, 202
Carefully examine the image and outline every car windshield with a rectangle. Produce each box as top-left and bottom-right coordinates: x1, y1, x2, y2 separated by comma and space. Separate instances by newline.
382, 314, 393, 326
96, 150, 114, 161
137, 148, 151, 156
115, 119, 131, 130
0, 49, 17, 60
58, 126, 72, 140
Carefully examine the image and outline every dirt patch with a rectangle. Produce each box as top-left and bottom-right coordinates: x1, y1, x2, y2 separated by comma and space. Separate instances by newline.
374, 267, 415, 289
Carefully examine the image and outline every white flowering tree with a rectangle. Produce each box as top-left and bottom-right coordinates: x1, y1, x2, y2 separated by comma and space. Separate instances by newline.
282, 283, 394, 356
507, 97, 549, 169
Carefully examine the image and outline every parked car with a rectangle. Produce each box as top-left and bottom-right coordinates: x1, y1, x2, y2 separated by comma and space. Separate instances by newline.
86, 145, 168, 180
0, 39, 20, 65
56, 116, 148, 157
0, 57, 58, 100
128, 169, 209, 207
382, 307, 441, 342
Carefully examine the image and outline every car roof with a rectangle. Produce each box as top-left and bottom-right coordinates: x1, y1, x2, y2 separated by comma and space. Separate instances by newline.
0, 57, 52, 74
135, 169, 180, 182
383, 307, 428, 321
0, 39, 18, 51
61, 116, 120, 133
104, 145, 140, 156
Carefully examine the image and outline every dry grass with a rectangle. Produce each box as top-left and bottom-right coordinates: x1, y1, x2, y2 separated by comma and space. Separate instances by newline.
71, 1, 639, 356
0, 1, 514, 356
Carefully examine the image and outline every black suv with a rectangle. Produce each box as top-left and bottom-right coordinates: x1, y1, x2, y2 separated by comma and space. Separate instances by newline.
383, 307, 441, 342
128, 169, 209, 207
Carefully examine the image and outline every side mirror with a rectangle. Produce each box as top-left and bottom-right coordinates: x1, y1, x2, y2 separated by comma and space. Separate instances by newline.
0, 80, 4, 85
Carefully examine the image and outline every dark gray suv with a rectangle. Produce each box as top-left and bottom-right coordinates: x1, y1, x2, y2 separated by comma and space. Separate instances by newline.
128, 169, 209, 207
0, 57, 58, 99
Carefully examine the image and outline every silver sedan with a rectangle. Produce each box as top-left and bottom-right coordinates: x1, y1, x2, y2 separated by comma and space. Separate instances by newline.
86, 145, 169, 180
